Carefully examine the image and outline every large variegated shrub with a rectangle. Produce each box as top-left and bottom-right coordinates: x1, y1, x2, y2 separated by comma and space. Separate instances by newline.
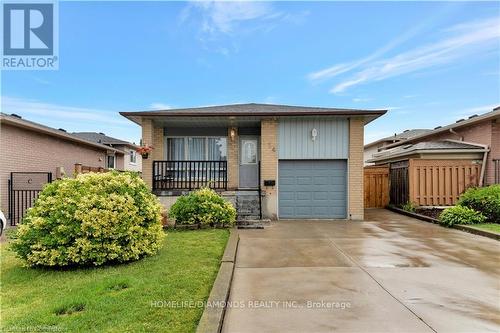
11, 172, 164, 267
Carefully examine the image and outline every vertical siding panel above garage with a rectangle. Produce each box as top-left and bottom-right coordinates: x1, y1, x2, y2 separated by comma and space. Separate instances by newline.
278, 117, 349, 159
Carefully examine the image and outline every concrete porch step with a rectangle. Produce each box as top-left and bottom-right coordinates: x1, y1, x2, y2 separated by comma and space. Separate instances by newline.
236, 218, 271, 229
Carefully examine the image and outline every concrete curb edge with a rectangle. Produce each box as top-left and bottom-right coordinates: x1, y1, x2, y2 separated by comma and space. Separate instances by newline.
196, 228, 239, 333
387, 206, 499, 241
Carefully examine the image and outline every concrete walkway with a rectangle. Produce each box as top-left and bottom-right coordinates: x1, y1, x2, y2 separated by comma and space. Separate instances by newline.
222, 209, 500, 333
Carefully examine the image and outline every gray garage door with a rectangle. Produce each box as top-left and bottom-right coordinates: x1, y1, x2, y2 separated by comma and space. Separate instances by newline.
279, 160, 347, 219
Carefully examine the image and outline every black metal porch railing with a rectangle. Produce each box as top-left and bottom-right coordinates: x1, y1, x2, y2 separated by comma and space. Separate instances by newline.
153, 160, 228, 191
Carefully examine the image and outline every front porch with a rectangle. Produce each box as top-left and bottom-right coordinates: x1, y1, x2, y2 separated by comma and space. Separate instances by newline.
140, 115, 278, 219
152, 160, 229, 194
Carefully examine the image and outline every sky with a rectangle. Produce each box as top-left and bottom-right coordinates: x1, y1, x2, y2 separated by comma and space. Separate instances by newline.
1, 1, 499, 144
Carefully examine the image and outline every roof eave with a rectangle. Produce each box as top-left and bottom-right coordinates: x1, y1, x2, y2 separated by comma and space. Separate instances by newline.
119, 109, 387, 126
369, 148, 487, 163
1, 115, 123, 153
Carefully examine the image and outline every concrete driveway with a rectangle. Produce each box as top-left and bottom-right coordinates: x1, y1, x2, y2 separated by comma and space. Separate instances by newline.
222, 209, 500, 333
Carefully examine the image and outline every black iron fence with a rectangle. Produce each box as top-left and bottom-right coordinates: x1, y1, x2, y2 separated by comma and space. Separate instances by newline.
153, 160, 227, 191
8, 172, 52, 226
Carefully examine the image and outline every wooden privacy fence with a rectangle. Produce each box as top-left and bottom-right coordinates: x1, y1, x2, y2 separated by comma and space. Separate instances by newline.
74, 163, 108, 175
409, 159, 480, 206
364, 165, 389, 208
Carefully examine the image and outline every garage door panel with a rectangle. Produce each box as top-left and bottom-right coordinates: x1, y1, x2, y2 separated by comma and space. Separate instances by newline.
280, 192, 295, 200
313, 176, 330, 185
295, 207, 312, 215
313, 191, 329, 200
329, 191, 346, 200
296, 192, 312, 200
279, 160, 347, 219
297, 176, 313, 185
280, 207, 295, 216
280, 176, 296, 185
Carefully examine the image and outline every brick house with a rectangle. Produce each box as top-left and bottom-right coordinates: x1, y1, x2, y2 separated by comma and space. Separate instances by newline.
0, 113, 126, 220
120, 103, 386, 220
366, 107, 499, 206
72, 132, 142, 172
369, 107, 500, 186
364, 129, 431, 166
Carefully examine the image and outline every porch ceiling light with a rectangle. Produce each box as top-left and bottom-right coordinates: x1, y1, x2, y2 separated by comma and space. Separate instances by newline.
230, 127, 236, 141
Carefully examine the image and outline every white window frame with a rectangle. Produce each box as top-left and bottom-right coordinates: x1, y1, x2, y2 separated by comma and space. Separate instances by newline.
129, 150, 137, 165
106, 154, 116, 169
166, 136, 227, 161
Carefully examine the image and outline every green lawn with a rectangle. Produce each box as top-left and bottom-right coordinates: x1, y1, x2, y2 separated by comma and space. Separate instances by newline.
1, 229, 229, 333
469, 223, 500, 234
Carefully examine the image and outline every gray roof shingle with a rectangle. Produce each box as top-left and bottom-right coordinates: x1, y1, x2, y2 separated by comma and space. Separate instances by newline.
72, 132, 136, 147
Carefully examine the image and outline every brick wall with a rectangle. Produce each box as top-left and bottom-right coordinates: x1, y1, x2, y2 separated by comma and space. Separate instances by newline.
261, 119, 278, 219
141, 119, 164, 188
153, 126, 164, 160
0, 123, 107, 214
349, 118, 364, 220
141, 119, 153, 188
227, 127, 239, 189
490, 120, 500, 184
412, 118, 499, 185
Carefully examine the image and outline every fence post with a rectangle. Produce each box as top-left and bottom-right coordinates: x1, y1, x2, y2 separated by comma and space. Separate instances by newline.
74, 163, 82, 176
8, 178, 12, 224
55, 166, 66, 179
189, 161, 192, 190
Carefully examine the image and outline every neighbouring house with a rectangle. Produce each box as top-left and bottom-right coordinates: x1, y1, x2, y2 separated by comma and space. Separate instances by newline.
0, 113, 126, 225
364, 129, 431, 165
120, 103, 386, 220
368, 107, 500, 206
72, 132, 142, 172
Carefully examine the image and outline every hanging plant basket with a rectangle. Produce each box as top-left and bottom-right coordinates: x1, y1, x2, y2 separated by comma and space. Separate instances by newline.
137, 145, 153, 160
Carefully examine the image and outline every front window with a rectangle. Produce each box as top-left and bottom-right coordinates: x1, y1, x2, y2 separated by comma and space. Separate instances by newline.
188, 138, 206, 161
166, 137, 227, 160
106, 155, 116, 169
241, 139, 257, 164
129, 150, 137, 164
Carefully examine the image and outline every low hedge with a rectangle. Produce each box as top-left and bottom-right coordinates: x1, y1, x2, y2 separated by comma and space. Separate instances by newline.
457, 185, 500, 223
169, 188, 236, 227
439, 206, 486, 227
11, 172, 164, 267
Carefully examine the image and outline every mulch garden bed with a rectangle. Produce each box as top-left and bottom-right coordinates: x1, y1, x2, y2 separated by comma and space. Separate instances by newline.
415, 208, 444, 220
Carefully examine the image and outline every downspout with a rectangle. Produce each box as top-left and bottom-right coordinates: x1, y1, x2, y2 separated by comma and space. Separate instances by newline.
449, 128, 463, 141
479, 148, 489, 187
446, 139, 489, 186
